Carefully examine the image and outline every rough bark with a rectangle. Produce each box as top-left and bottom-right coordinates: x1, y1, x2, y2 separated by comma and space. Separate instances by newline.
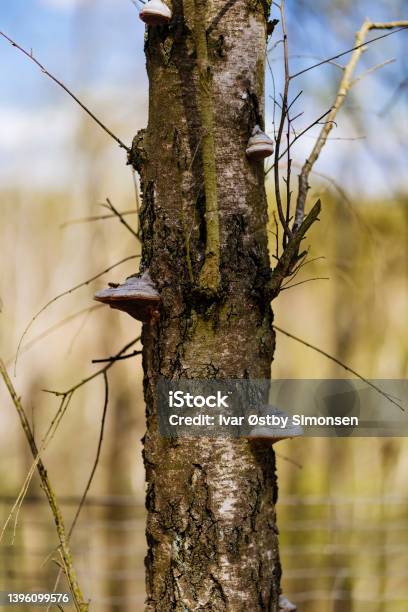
131, 0, 281, 609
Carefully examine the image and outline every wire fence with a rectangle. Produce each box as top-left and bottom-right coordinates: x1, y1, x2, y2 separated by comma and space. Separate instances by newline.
0, 494, 407, 611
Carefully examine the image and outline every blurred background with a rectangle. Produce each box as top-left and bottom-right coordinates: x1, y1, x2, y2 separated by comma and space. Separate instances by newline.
0, 0, 407, 610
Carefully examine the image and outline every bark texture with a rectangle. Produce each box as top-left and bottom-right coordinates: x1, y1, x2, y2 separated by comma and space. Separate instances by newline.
131, 0, 281, 608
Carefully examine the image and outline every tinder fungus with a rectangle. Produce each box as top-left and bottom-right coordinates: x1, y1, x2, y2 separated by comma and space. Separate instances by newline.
245, 405, 303, 444
139, 0, 172, 26
246, 125, 274, 161
94, 270, 161, 324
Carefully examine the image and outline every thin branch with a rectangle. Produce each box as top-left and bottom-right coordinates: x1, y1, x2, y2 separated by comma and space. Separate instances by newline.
284, 255, 325, 285
5, 305, 103, 366
43, 337, 140, 397
290, 25, 408, 80
69, 373, 109, 537
280, 276, 329, 290
265, 108, 332, 176
273, 0, 293, 242
50, 373, 110, 600
0, 454, 40, 544
298, 165, 376, 238
43, 392, 74, 449
273, 326, 404, 412
268, 199, 321, 299
0, 31, 130, 152
92, 349, 142, 364
15, 255, 139, 373
350, 58, 396, 87
103, 198, 140, 240
293, 20, 408, 229
275, 452, 303, 469
0, 360, 89, 611
60, 210, 136, 229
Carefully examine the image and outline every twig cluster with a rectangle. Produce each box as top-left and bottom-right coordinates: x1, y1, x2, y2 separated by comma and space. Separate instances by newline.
267, 8, 408, 298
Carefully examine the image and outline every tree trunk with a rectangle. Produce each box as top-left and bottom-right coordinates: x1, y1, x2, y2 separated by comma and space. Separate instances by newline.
132, 0, 281, 609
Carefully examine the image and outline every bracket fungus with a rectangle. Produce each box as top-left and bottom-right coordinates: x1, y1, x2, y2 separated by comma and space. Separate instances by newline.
139, 0, 172, 26
279, 594, 297, 611
245, 125, 274, 161
245, 405, 303, 444
94, 271, 161, 324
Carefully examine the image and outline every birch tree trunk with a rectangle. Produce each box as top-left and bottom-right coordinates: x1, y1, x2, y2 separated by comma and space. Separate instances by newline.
130, 0, 281, 608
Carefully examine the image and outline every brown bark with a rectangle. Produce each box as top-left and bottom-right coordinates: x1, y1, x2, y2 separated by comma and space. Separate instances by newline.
130, 0, 281, 609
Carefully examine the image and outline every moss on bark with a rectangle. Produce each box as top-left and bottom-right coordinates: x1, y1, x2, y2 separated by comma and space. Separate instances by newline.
133, 1, 281, 609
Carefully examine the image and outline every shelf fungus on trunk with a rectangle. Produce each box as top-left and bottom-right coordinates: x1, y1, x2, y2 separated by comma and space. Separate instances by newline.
94, 271, 161, 324
246, 125, 275, 161
246, 405, 304, 444
139, 0, 172, 26
279, 594, 297, 611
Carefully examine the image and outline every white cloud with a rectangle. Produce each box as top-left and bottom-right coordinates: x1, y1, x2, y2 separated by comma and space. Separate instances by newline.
39, 0, 88, 9
0, 105, 77, 189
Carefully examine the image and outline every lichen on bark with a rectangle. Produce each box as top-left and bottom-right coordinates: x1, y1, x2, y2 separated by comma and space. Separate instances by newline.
133, 1, 282, 609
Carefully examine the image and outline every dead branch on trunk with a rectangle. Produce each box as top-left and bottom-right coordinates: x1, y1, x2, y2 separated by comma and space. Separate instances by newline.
103, 198, 140, 241
293, 20, 408, 229
267, 199, 321, 299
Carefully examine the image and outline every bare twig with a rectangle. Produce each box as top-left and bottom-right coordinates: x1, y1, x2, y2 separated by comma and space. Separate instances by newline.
92, 349, 142, 364
350, 58, 396, 87
272, 326, 404, 412
273, 0, 293, 242
265, 108, 333, 176
293, 20, 408, 229
15, 255, 139, 373
6, 305, 103, 366
0, 360, 89, 611
275, 452, 303, 469
49, 373, 110, 600
0, 31, 130, 152
103, 198, 139, 240
284, 256, 325, 283
290, 25, 408, 80
0, 454, 40, 544
60, 210, 136, 229
69, 373, 109, 538
280, 276, 329, 291
43, 337, 140, 397
268, 200, 321, 299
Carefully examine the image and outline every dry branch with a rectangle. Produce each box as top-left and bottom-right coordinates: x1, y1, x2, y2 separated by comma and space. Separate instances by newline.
293, 20, 408, 229
273, 326, 404, 412
15, 255, 139, 373
61, 210, 136, 229
0, 360, 89, 612
43, 337, 140, 397
104, 198, 140, 240
0, 31, 130, 152
268, 199, 321, 299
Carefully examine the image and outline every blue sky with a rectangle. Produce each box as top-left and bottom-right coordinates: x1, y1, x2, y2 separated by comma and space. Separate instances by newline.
0, 0, 407, 198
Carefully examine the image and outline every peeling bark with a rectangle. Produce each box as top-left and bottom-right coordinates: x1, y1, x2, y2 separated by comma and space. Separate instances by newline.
132, 0, 281, 609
